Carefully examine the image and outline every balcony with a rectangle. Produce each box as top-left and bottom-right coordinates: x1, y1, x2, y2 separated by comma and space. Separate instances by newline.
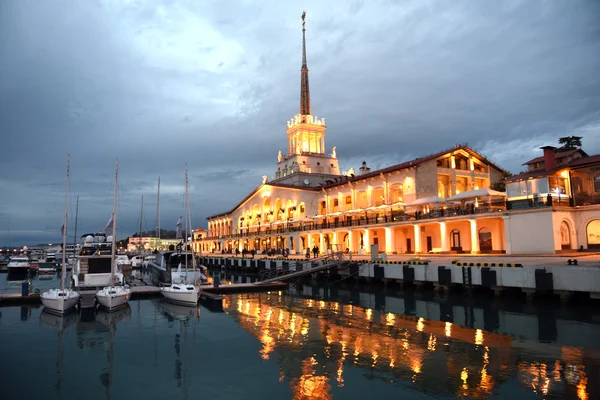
202, 197, 584, 241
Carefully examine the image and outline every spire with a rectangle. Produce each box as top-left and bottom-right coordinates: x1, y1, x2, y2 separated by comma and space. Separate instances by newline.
300, 11, 311, 116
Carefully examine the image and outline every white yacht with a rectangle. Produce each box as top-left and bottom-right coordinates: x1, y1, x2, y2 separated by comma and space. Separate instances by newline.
95, 160, 131, 311
72, 234, 124, 288
160, 165, 199, 307
40, 154, 80, 314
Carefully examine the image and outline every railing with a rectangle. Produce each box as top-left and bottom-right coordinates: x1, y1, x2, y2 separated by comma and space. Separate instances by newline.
257, 251, 349, 283
205, 197, 580, 241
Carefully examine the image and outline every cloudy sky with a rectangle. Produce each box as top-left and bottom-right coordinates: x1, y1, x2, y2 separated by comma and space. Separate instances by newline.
1, 0, 599, 245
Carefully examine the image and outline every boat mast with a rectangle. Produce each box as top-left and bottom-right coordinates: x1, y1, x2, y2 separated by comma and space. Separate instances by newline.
60, 155, 70, 291
139, 195, 144, 252
73, 196, 79, 250
156, 177, 161, 250
110, 160, 118, 287
184, 165, 189, 279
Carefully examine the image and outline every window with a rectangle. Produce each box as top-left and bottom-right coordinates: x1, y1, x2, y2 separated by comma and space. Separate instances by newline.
548, 177, 567, 195
595, 174, 600, 193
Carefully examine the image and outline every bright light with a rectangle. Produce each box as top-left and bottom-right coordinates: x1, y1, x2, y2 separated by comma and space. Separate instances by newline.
417, 317, 425, 332
475, 329, 484, 345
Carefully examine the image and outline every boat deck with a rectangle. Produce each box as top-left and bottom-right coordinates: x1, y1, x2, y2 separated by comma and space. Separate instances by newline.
0, 281, 287, 306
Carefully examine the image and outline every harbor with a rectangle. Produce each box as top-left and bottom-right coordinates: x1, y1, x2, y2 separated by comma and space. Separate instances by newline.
1, 271, 598, 399
2, 1, 600, 399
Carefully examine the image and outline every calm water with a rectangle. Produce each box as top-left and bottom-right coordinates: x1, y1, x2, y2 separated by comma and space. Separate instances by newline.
0, 272, 598, 399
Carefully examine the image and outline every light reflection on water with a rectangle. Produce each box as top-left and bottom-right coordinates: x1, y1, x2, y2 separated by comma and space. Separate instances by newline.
222, 287, 598, 400
0, 272, 598, 399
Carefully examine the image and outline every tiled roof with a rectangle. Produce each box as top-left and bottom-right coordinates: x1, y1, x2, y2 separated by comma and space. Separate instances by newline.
207, 145, 506, 219
507, 153, 600, 182
319, 145, 507, 190
522, 148, 586, 166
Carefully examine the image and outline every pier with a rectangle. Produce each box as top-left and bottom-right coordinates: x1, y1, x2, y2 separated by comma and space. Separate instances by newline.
201, 253, 600, 301
0, 281, 288, 307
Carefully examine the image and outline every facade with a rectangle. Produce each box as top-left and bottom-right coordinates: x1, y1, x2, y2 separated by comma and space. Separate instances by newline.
127, 236, 181, 252
198, 17, 600, 256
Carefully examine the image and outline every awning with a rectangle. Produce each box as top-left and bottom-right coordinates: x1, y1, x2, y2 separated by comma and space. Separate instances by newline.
446, 188, 506, 202
405, 196, 447, 206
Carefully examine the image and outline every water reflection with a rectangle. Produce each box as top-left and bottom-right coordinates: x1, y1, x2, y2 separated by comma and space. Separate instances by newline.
222, 287, 597, 399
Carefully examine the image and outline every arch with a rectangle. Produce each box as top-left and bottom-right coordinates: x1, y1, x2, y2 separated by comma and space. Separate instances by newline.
560, 220, 572, 250
586, 219, 600, 249
478, 227, 492, 253
262, 198, 271, 222
357, 191, 367, 209
297, 202, 306, 219
252, 204, 260, 223
285, 200, 294, 219
372, 187, 385, 206
344, 195, 352, 211
389, 184, 403, 204
274, 198, 283, 221
450, 229, 462, 251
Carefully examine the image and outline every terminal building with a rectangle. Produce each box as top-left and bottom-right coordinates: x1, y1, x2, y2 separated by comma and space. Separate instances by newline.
199, 19, 600, 256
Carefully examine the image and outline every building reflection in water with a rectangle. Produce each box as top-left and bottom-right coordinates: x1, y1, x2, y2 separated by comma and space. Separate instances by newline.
222, 291, 593, 399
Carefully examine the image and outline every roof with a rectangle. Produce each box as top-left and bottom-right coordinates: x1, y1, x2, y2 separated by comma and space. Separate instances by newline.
319, 145, 507, 190
207, 145, 507, 220
522, 148, 587, 166
206, 181, 320, 220
507, 153, 600, 182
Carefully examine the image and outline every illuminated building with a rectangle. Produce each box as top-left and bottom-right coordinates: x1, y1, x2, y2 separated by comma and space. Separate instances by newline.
199, 15, 600, 256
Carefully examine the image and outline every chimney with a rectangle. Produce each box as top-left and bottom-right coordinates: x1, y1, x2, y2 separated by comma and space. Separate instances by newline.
540, 146, 557, 171
359, 161, 370, 176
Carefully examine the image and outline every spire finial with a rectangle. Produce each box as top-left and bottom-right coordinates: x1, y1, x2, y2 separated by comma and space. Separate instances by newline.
300, 10, 311, 115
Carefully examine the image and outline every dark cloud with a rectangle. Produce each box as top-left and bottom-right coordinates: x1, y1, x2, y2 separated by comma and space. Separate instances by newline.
1, 0, 599, 244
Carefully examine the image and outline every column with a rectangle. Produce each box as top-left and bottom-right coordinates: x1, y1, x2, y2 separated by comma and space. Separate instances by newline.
332, 231, 338, 252
439, 221, 449, 253
413, 224, 422, 254
348, 230, 354, 253
384, 227, 395, 254
319, 233, 326, 255
470, 219, 480, 254
502, 216, 512, 255
367, 190, 373, 207
321, 135, 325, 155
364, 229, 370, 254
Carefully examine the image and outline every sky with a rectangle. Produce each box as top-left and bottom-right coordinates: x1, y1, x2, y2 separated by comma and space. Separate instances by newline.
1, 0, 599, 246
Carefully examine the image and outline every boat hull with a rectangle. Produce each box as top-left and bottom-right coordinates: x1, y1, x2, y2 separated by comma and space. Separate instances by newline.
96, 286, 131, 311
40, 289, 80, 314
160, 285, 198, 306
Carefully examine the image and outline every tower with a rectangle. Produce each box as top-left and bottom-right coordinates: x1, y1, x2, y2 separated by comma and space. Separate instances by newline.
272, 11, 340, 187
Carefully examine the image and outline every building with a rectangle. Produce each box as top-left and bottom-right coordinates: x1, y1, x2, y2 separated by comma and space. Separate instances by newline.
127, 236, 181, 252
199, 16, 600, 256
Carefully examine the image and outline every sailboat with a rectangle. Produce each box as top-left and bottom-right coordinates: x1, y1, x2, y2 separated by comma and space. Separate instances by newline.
96, 160, 132, 311
40, 154, 80, 314
160, 164, 199, 306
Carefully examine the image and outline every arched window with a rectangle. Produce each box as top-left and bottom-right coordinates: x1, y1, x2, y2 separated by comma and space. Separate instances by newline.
372, 188, 385, 206
390, 184, 403, 203
587, 219, 600, 249
560, 221, 571, 250
594, 174, 600, 193
357, 191, 367, 209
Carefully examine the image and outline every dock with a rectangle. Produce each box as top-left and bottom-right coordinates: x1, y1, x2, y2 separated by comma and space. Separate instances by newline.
0, 281, 288, 307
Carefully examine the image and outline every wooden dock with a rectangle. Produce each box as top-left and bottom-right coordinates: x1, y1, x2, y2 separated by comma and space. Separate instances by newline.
0, 281, 287, 307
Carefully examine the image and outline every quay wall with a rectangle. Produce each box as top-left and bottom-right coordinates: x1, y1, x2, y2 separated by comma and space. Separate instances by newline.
199, 257, 600, 298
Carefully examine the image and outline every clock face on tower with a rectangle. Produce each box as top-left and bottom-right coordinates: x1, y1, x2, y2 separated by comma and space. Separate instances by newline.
304, 179, 310, 185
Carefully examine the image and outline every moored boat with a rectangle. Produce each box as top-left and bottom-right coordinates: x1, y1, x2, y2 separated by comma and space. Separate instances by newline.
40, 154, 80, 315
95, 160, 131, 312
7, 255, 31, 276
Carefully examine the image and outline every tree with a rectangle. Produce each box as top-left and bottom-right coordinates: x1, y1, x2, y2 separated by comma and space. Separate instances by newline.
557, 136, 582, 151
490, 171, 513, 192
